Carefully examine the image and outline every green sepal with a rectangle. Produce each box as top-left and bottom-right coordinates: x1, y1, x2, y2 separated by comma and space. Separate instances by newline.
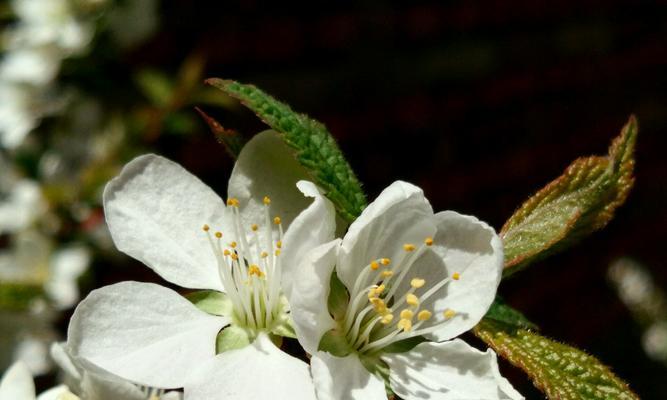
185, 290, 233, 317
379, 336, 427, 354
270, 315, 297, 339
205, 78, 368, 222
359, 354, 394, 397
327, 270, 350, 321
483, 297, 537, 330
215, 325, 251, 354
318, 329, 353, 357
502, 116, 637, 276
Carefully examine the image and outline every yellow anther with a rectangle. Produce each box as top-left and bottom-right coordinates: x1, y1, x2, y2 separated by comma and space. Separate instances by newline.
368, 288, 378, 299
380, 258, 391, 266
452, 272, 461, 281
370, 260, 380, 270
380, 314, 394, 324
223, 249, 231, 256
370, 297, 386, 310
444, 309, 456, 319
248, 264, 264, 277
231, 253, 239, 261
410, 278, 425, 288
403, 243, 416, 252
227, 198, 239, 207
376, 284, 385, 294
397, 318, 413, 332
406, 293, 420, 307
381, 270, 394, 278
400, 309, 414, 320
230, 241, 237, 248
202, 224, 210, 232
273, 216, 282, 225
424, 237, 434, 246
251, 224, 259, 231
261, 251, 268, 258
275, 249, 281, 256
263, 196, 271, 205
215, 231, 222, 239
276, 240, 282, 249
418, 310, 432, 321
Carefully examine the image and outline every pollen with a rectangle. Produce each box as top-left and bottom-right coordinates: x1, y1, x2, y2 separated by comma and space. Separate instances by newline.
223, 249, 231, 256
400, 309, 414, 320
381, 270, 394, 278
424, 237, 433, 246
263, 196, 271, 205
375, 284, 386, 294
406, 293, 419, 307
273, 216, 282, 225
276, 240, 282, 249
403, 243, 416, 252
202, 224, 210, 232
370, 260, 380, 270
230, 241, 237, 248
397, 318, 413, 332
417, 310, 432, 321
380, 314, 394, 324
380, 258, 391, 266
226, 198, 239, 207
248, 264, 264, 278
410, 278, 425, 288
275, 249, 281, 256
261, 251, 268, 258
251, 224, 258, 231
230, 253, 239, 261
452, 272, 461, 281
443, 309, 456, 319
215, 231, 222, 239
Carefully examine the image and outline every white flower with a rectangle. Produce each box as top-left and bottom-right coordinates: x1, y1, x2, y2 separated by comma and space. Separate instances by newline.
0, 161, 45, 234
0, 83, 45, 149
289, 181, 523, 400
67, 131, 336, 399
0, 361, 71, 400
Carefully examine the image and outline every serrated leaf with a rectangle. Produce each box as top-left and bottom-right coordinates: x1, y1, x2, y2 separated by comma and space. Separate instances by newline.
318, 328, 353, 357
185, 290, 233, 317
216, 325, 251, 354
327, 270, 350, 321
206, 78, 367, 222
474, 319, 638, 400
195, 107, 245, 158
484, 297, 537, 330
502, 116, 637, 276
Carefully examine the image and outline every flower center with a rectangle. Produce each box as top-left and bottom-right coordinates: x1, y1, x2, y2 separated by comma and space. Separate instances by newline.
340, 237, 460, 354
203, 196, 284, 331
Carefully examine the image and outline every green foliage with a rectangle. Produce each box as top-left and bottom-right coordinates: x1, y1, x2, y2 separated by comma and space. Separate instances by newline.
474, 319, 639, 400
185, 290, 233, 317
327, 270, 350, 321
502, 116, 637, 276
216, 325, 251, 354
483, 297, 537, 330
0, 283, 44, 311
318, 328, 352, 357
206, 78, 367, 222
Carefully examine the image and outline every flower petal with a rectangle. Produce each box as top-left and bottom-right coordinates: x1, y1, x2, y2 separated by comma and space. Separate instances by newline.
104, 154, 229, 291
0, 361, 35, 400
382, 339, 523, 400
228, 130, 312, 233
289, 240, 340, 355
310, 352, 386, 400
280, 181, 336, 299
338, 181, 435, 290
184, 332, 317, 400
67, 281, 228, 389
425, 211, 503, 341
36, 385, 71, 400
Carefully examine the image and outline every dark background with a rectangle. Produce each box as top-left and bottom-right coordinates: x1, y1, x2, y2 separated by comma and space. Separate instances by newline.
83, 1, 667, 398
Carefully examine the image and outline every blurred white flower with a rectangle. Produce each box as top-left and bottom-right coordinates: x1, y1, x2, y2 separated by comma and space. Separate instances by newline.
0, 48, 62, 86
0, 361, 71, 400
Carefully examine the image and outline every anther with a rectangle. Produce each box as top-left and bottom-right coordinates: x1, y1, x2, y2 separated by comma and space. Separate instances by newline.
452, 272, 461, 281
380, 314, 394, 324
273, 216, 281, 225
251, 224, 258, 231
424, 237, 434, 246
370, 260, 380, 271
443, 309, 456, 319
227, 198, 239, 207
276, 240, 282, 249
380, 258, 391, 266
249, 264, 264, 278
223, 249, 231, 256
410, 278, 425, 288
275, 249, 281, 256
397, 319, 412, 332
400, 309, 414, 320
403, 243, 416, 252
230, 241, 237, 248
417, 310, 432, 321
231, 253, 239, 261
381, 270, 394, 278
202, 224, 210, 232
215, 232, 222, 239
261, 251, 268, 258
375, 284, 386, 294
406, 293, 419, 307
263, 196, 271, 205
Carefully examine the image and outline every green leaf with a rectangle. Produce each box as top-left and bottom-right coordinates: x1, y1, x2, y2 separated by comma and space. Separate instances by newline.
318, 328, 353, 357
380, 336, 427, 354
327, 270, 350, 321
270, 315, 298, 339
502, 116, 637, 276
206, 78, 367, 222
216, 325, 251, 354
185, 290, 233, 317
195, 107, 245, 158
474, 319, 639, 400
483, 297, 537, 330
135, 69, 174, 107
0, 283, 44, 311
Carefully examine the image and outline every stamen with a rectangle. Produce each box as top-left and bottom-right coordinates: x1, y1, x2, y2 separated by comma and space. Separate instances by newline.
215, 231, 222, 239
370, 260, 380, 270
202, 224, 210, 232
251, 224, 259, 231
261, 251, 268, 258
399, 309, 414, 320
417, 310, 432, 321
275, 249, 281, 256
424, 237, 433, 246
403, 243, 416, 252
410, 278, 425, 288
230, 241, 237, 248
397, 319, 412, 332
227, 198, 239, 207
276, 240, 282, 249
380, 258, 391, 266
381, 314, 394, 324
273, 216, 281, 225
381, 270, 393, 278
263, 196, 271, 205
406, 293, 419, 307
444, 309, 456, 319
452, 272, 461, 280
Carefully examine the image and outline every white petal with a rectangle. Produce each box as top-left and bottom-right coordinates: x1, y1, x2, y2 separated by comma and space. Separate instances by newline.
67, 281, 228, 388
103, 154, 230, 291
79, 370, 147, 400
289, 240, 340, 355
227, 130, 312, 233
339, 181, 435, 290
310, 352, 386, 400
280, 181, 336, 298
184, 332, 317, 400
36, 385, 72, 400
382, 339, 523, 400
0, 362, 35, 400
426, 211, 504, 341
46, 245, 90, 310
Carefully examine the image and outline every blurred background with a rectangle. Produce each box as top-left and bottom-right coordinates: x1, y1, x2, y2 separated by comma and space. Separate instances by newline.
1, 0, 666, 398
